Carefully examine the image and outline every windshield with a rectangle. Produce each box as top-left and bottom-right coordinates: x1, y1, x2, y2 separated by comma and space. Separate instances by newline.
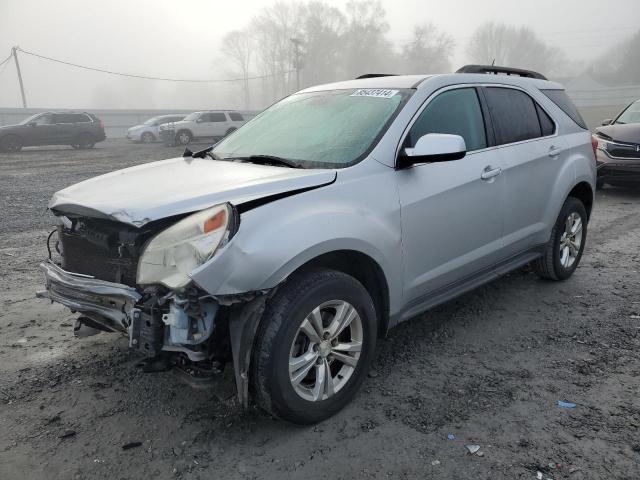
211, 88, 410, 168
615, 101, 640, 125
183, 112, 201, 122
19, 114, 42, 125
144, 116, 161, 125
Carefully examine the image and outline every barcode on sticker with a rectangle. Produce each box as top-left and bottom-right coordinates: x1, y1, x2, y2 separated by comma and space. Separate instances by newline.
351, 89, 399, 98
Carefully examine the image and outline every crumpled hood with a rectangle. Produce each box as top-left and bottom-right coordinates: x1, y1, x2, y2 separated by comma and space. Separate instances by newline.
49, 156, 336, 227
596, 123, 640, 144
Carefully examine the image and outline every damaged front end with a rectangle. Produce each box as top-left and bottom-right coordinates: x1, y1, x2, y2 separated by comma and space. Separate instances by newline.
37, 204, 270, 409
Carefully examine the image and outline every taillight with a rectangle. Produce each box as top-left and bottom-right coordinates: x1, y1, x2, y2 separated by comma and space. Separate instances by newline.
99, 118, 104, 129
591, 135, 598, 160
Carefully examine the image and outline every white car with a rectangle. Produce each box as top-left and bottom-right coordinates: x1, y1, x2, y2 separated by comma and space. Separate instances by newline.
126, 114, 187, 143
159, 111, 249, 145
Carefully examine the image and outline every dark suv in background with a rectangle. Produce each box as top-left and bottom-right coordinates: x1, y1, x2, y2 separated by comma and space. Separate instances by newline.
594, 99, 640, 188
0, 112, 106, 152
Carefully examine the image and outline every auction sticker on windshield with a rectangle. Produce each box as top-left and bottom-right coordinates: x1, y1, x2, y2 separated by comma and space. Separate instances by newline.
351, 89, 399, 98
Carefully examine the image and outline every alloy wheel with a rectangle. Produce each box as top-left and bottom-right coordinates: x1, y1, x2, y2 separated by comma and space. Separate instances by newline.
288, 300, 363, 402
559, 211, 583, 268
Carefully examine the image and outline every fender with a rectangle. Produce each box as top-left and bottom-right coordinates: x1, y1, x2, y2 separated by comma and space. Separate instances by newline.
189, 164, 404, 315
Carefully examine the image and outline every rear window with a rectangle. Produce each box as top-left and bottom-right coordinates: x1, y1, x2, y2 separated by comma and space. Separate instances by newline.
540, 89, 587, 129
484, 87, 542, 145
229, 112, 244, 121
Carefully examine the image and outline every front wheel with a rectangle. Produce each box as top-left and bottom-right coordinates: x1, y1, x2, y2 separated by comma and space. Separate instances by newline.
141, 132, 155, 143
1, 135, 23, 152
251, 269, 377, 424
176, 130, 192, 145
533, 196, 587, 280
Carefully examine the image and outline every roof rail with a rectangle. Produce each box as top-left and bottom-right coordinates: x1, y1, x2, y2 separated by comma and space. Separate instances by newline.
356, 74, 397, 79
456, 64, 547, 81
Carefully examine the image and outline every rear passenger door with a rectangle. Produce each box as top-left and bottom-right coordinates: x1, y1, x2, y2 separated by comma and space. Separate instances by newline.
195, 112, 227, 138
396, 87, 505, 304
482, 86, 563, 256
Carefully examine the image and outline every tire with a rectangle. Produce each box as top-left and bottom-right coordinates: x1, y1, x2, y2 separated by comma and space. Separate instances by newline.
176, 130, 192, 145
533, 196, 587, 281
1, 135, 23, 152
225, 127, 237, 137
141, 132, 155, 143
75, 133, 95, 149
251, 269, 377, 424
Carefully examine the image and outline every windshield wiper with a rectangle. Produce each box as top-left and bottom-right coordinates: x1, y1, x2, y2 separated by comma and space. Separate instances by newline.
223, 155, 303, 169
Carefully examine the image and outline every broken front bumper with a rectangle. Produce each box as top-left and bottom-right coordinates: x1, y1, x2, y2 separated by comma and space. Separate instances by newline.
36, 260, 141, 333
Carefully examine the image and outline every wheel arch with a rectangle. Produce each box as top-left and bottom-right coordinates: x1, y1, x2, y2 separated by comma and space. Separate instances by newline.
288, 249, 391, 338
567, 181, 593, 220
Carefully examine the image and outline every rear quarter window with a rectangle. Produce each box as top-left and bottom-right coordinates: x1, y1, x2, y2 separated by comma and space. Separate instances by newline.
229, 112, 244, 121
540, 89, 587, 129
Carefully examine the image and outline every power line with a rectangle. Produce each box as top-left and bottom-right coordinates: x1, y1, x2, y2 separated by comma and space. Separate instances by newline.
15, 47, 292, 83
0, 52, 13, 68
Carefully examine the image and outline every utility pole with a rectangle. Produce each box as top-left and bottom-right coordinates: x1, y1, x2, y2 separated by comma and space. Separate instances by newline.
290, 38, 302, 92
11, 46, 27, 108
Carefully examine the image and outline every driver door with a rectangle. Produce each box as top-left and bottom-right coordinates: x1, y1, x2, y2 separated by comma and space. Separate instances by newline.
396, 87, 505, 306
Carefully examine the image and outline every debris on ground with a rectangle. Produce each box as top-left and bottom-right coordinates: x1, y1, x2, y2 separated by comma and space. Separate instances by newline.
465, 445, 480, 455
557, 400, 577, 408
58, 429, 76, 439
122, 441, 143, 451
447, 433, 455, 440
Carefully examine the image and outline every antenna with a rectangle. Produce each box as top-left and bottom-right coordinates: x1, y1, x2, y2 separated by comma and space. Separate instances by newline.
491, 58, 495, 66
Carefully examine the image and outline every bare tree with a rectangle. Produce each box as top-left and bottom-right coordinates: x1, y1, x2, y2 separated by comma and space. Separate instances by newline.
590, 29, 640, 86
466, 22, 564, 76
299, 1, 347, 85
342, 0, 393, 78
402, 23, 454, 74
222, 30, 253, 108
251, 2, 304, 101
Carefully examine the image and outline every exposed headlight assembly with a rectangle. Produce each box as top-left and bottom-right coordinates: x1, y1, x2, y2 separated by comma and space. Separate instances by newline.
137, 203, 236, 289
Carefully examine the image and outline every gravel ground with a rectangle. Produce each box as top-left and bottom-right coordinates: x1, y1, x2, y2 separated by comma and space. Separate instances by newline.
1, 140, 639, 480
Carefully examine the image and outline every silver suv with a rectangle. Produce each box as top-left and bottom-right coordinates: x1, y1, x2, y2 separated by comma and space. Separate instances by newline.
39, 65, 596, 424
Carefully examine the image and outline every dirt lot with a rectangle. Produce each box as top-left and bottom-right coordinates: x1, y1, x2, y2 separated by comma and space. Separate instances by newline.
1, 140, 639, 480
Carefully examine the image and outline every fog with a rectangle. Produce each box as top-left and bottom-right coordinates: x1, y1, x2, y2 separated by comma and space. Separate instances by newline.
0, 0, 638, 111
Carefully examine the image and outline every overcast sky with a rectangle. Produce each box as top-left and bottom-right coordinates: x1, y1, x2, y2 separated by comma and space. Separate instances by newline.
0, 0, 638, 109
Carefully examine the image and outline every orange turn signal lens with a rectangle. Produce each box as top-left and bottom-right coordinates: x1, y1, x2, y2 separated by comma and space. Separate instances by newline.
203, 210, 226, 234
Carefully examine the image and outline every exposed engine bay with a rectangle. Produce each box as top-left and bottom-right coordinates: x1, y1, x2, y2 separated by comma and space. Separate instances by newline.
38, 212, 267, 408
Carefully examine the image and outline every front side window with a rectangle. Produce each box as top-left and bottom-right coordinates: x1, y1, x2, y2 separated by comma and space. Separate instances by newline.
183, 112, 202, 122
615, 101, 640, 125
485, 87, 542, 145
407, 88, 487, 152
212, 89, 410, 168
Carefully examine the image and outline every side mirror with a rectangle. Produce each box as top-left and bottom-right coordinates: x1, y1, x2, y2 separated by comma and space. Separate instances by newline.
196, 118, 204, 123
602, 119, 612, 126
398, 133, 466, 168
28, 122, 36, 127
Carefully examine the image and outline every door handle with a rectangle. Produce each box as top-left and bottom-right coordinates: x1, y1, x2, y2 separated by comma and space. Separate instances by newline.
481, 166, 502, 180
548, 146, 562, 157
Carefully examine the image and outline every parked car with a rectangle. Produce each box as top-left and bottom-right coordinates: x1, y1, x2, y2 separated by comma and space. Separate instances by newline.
38, 65, 595, 424
158, 110, 248, 145
0, 112, 106, 152
126, 114, 187, 143
594, 99, 640, 188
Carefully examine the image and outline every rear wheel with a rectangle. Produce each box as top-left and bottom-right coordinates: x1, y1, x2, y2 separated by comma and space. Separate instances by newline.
533, 196, 587, 281
251, 269, 377, 424
73, 133, 95, 149
1, 135, 23, 152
